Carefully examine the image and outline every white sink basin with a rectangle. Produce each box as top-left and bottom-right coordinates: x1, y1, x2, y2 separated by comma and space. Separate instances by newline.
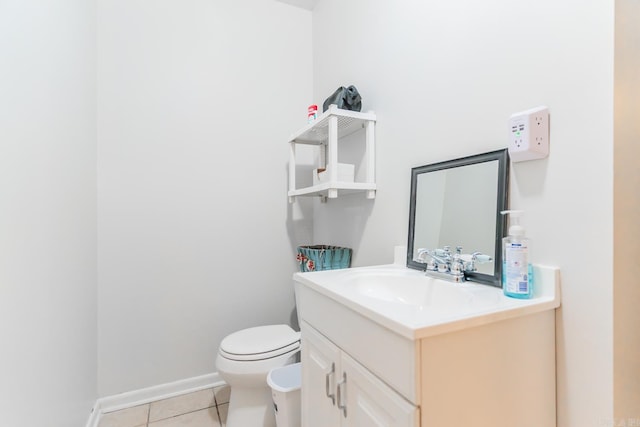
342, 268, 501, 309
293, 264, 560, 339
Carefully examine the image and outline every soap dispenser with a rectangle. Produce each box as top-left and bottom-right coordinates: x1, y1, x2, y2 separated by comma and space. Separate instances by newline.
500, 210, 533, 299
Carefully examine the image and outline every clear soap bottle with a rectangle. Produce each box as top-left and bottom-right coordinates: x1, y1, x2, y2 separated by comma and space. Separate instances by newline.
501, 210, 533, 299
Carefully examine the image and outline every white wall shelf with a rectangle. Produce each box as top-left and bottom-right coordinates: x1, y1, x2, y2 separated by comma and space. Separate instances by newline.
288, 105, 376, 202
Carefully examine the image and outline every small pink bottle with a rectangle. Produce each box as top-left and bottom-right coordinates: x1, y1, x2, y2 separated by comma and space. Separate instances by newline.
308, 104, 318, 123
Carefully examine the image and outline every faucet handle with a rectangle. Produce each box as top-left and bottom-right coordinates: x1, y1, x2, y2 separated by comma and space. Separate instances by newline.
414, 248, 429, 263
471, 252, 493, 263
433, 248, 448, 257
461, 252, 494, 272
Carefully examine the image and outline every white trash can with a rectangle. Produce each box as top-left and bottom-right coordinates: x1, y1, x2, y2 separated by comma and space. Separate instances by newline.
267, 362, 301, 427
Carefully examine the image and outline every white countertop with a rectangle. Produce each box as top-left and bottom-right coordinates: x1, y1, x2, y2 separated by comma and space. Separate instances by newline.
293, 264, 561, 339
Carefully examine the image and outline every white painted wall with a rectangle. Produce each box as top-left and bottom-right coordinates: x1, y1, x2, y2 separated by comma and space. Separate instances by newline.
1, 0, 628, 422
312, 1, 614, 425
0, 0, 97, 425
97, 0, 313, 396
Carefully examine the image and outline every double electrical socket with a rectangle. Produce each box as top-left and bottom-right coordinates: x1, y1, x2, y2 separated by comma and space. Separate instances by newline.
508, 106, 549, 162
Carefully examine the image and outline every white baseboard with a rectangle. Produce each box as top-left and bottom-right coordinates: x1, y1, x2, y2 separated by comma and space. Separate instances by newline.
85, 372, 225, 427
85, 403, 100, 427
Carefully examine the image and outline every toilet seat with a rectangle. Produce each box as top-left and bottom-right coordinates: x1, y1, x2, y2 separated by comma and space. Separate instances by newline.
219, 325, 300, 361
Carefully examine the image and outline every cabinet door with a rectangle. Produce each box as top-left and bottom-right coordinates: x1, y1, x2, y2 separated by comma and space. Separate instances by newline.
340, 352, 419, 427
300, 322, 341, 427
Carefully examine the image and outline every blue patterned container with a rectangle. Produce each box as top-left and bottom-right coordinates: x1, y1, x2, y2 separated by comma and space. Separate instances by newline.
296, 245, 352, 272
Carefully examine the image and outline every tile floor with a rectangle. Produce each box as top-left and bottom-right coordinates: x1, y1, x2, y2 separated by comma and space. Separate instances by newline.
98, 385, 230, 427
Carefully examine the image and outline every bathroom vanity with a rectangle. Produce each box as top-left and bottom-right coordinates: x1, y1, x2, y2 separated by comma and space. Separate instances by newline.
294, 264, 561, 427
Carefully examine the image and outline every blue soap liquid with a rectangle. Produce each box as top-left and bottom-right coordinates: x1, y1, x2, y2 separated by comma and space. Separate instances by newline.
502, 262, 533, 299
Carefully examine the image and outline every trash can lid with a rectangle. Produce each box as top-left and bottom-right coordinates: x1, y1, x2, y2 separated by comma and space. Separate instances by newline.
267, 362, 302, 392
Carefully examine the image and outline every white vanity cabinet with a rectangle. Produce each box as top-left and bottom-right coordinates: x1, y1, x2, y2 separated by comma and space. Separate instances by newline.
294, 265, 560, 427
300, 321, 340, 426
300, 320, 418, 427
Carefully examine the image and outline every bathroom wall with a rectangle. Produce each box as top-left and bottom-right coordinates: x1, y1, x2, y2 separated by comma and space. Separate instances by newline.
0, 0, 98, 426
614, 0, 640, 419
312, 1, 615, 426
97, 0, 313, 396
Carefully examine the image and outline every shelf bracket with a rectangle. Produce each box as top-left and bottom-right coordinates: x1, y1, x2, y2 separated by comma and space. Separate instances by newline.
288, 142, 296, 201
365, 118, 375, 185
328, 115, 338, 183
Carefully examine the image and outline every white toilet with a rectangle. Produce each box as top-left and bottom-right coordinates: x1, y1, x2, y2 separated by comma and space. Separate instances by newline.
216, 324, 301, 427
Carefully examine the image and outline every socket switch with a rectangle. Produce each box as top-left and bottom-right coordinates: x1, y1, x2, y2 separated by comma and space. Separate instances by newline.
508, 106, 549, 162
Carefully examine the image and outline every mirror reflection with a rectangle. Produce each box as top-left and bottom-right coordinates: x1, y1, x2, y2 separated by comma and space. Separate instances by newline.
407, 149, 509, 286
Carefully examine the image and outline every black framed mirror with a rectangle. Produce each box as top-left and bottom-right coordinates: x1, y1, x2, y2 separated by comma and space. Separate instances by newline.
407, 149, 509, 287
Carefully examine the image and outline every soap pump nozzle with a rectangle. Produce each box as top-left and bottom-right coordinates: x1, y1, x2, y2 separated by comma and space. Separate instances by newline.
501, 210, 525, 237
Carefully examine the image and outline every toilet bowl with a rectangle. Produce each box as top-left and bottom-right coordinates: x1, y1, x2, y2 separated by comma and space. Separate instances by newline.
216, 324, 300, 427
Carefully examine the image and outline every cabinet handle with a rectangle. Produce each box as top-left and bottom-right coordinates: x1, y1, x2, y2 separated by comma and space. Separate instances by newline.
325, 362, 335, 405
336, 372, 347, 418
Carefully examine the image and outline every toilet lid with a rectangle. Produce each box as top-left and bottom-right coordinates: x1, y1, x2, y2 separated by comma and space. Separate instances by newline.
219, 325, 301, 361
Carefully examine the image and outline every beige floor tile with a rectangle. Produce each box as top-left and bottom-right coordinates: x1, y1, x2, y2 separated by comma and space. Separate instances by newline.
148, 407, 220, 427
213, 385, 230, 405
216, 403, 228, 427
98, 404, 149, 427
149, 389, 215, 422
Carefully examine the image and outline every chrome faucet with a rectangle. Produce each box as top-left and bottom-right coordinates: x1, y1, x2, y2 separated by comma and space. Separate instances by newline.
414, 246, 492, 283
